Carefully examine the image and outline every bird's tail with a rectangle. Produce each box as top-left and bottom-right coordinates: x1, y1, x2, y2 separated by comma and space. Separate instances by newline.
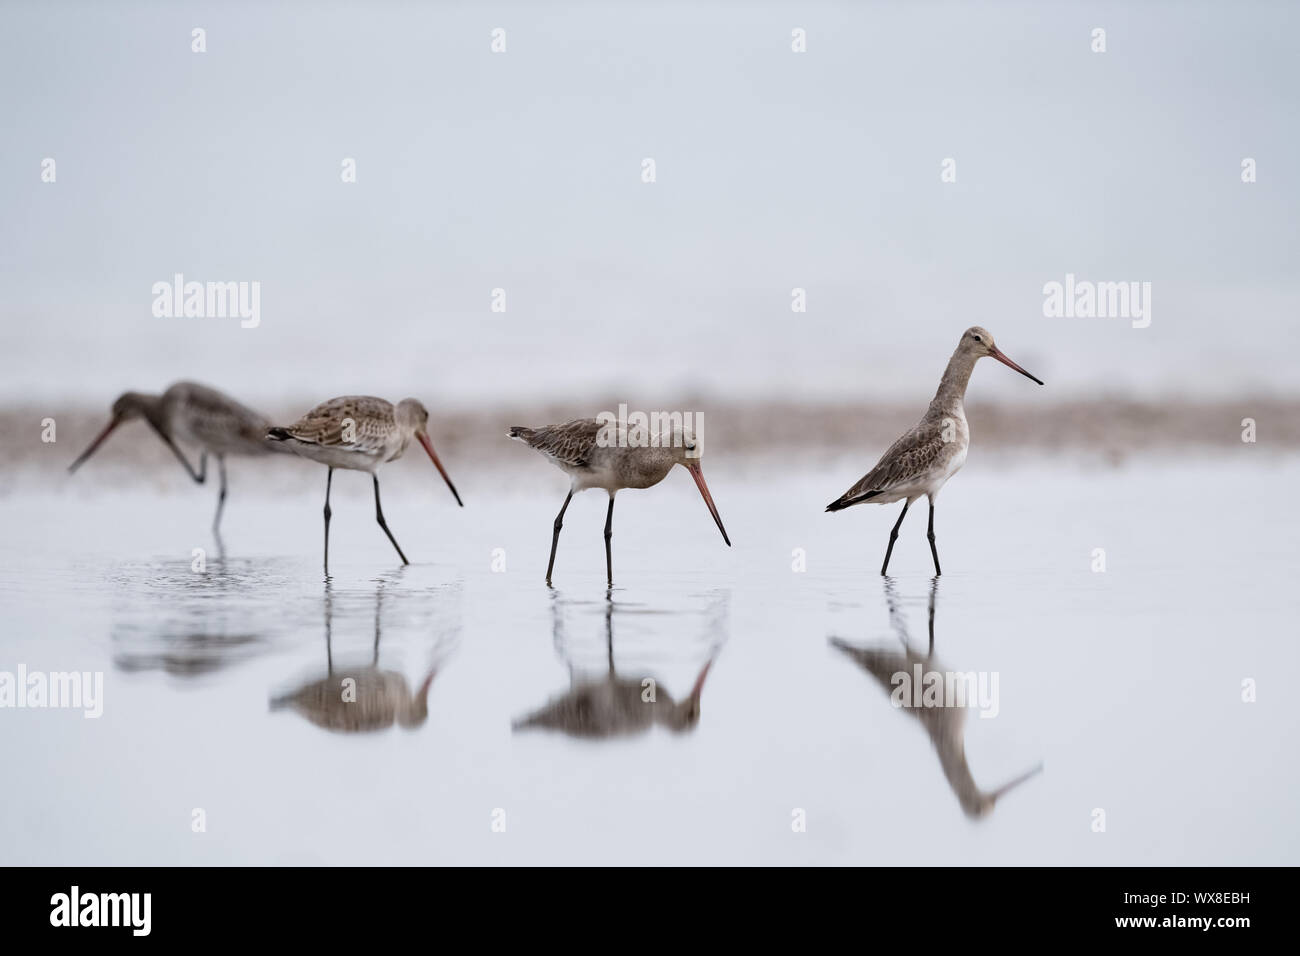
507, 426, 534, 443
266, 426, 294, 442
825, 489, 880, 512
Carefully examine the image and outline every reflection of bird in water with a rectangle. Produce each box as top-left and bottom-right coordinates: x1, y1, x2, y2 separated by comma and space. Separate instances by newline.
513, 592, 716, 738
830, 578, 1041, 819
271, 584, 442, 733
115, 632, 266, 678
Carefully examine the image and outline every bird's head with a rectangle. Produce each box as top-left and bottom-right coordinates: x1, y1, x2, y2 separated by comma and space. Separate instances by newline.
666, 426, 730, 547
397, 398, 463, 507
959, 327, 1044, 385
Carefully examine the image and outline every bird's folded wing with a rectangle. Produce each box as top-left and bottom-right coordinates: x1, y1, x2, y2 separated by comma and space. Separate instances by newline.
841, 424, 947, 500
283, 397, 393, 453
520, 418, 603, 469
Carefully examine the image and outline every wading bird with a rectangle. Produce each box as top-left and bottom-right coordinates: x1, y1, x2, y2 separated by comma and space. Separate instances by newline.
508, 418, 730, 586
826, 327, 1043, 574
268, 396, 462, 574
68, 381, 284, 533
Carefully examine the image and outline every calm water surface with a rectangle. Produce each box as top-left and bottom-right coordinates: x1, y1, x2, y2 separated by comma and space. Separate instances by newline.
1, 458, 1297, 864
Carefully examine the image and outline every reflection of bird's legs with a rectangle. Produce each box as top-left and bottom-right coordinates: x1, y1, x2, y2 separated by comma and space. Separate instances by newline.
373, 586, 383, 666
604, 590, 615, 675
324, 582, 335, 674
927, 577, 938, 658
883, 576, 909, 646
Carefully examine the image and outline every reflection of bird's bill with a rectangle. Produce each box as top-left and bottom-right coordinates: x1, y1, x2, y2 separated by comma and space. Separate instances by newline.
417, 432, 463, 506
689, 659, 713, 700
988, 762, 1044, 802
989, 346, 1044, 386
68, 417, 121, 473
686, 463, 730, 546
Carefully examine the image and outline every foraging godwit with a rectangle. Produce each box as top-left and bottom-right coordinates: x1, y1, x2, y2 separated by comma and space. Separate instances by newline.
829, 580, 1042, 818
508, 418, 730, 586
826, 327, 1043, 574
512, 594, 715, 737
68, 381, 286, 533
268, 396, 462, 574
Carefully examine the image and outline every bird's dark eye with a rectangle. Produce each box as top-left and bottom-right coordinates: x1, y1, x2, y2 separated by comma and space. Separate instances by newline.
973, 334, 982, 342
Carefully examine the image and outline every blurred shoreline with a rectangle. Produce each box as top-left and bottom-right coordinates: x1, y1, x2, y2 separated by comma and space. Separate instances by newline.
1, 396, 1294, 494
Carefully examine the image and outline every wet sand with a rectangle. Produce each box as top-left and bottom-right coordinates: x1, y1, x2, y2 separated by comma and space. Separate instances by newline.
2, 395, 1297, 495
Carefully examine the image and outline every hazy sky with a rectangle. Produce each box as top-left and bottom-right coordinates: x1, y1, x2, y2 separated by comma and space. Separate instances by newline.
2, 1, 1297, 407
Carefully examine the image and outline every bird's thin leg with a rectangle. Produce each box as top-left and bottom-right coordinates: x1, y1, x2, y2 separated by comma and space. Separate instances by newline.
927, 501, 941, 576
880, 501, 910, 576
212, 454, 228, 533
373, 475, 409, 565
323, 467, 334, 577
604, 493, 616, 587
545, 489, 574, 586
147, 420, 206, 483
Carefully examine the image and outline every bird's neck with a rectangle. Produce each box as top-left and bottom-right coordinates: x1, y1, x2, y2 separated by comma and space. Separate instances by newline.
927, 347, 976, 418
135, 394, 169, 432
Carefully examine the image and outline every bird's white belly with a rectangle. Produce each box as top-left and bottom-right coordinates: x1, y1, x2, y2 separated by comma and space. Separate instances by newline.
923, 441, 967, 498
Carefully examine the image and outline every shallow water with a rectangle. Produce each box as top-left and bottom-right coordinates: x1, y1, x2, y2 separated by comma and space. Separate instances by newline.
1, 457, 1297, 865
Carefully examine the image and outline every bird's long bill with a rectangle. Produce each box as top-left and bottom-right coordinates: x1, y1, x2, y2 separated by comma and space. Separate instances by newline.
687, 463, 731, 546
417, 432, 463, 507
989, 346, 1044, 385
68, 417, 121, 473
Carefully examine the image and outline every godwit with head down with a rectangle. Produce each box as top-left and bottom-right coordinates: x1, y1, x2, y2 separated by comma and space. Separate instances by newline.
826, 327, 1043, 575
268, 396, 462, 574
508, 418, 730, 586
68, 381, 287, 533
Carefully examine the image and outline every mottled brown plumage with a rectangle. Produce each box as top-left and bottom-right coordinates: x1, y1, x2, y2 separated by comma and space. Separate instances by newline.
508, 416, 730, 585
827, 327, 1043, 574
269, 395, 463, 574
68, 381, 289, 532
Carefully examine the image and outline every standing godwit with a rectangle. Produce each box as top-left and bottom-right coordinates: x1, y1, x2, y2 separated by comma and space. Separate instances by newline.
826, 327, 1043, 574
68, 381, 286, 533
508, 418, 730, 586
268, 396, 462, 574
